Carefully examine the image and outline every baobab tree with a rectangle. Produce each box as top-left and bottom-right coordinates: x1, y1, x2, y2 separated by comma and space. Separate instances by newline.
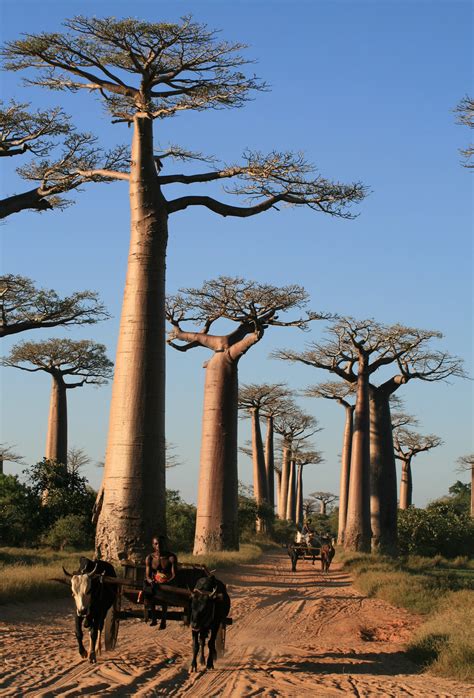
2, 338, 113, 466
309, 491, 338, 516
260, 386, 291, 512
455, 96, 474, 168
67, 447, 91, 477
238, 382, 289, 528
0, 100, 127, 218
393, 427, 443, 509
277, 319, 464, 553
457, 454, 474, 517
167, 277, 322, 553
1, 16, 365, 560
304, 381, 354, 544
0, 443, 23, 475
294, 448, 324, 527
0, 275, 109, 338
273, 405, 319, 522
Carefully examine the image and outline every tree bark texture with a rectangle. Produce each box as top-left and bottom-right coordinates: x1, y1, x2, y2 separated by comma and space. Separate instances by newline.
369, 388, 398, 556
275, 469, 281, 515
193, 351, 239, 554
337, 404, 354, 545
96, 115, 168, 562
344, 366, 372, 552
296, 464, 303, 527
399, 460, 412, 509
45, 374, 68, 466
0, 187, 53, 219
279, 441, 291, 519
251, 408, 268, 532
264, 416, 275, 511
286, 459, 296, 522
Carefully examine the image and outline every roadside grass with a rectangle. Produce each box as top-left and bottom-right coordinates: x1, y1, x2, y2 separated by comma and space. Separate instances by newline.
340, 551, 474, 681
0, 543, 266, 605
0, 548, 94, 605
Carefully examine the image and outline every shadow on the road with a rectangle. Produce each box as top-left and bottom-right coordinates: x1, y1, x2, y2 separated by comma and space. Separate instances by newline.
233, 578, 351, 590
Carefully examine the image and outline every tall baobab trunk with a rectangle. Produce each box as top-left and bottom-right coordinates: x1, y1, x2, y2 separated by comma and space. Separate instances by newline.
296, 463, 303, 527
279, 441, 291, 518
320, 500, 327, 515
275, 469, 282, 515
194, 351, 239, 553
45, 374, 68, 466
344, 362, 371, 552
251, 407, 268, 532
369, 388, 398, 556
471, 464, 474, 518
264, 415, 275, 511
96, 115, 167, 562
399, 459, 412, 509
337, 404, 354, 545
286, 458, 296, 521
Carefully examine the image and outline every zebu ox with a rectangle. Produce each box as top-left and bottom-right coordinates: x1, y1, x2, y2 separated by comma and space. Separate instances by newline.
63, 557, 117, 663
189, 575, 230, 672
320, 540, 336, 573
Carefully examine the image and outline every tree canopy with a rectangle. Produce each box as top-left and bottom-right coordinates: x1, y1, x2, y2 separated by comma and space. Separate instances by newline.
0, 274, 110, 337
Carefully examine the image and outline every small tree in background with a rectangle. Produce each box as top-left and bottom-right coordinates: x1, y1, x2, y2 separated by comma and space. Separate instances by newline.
309, 491, 338, 516
273, 403, 319, 521
294, 448, 324, 527
0, 442, 23, 475
457, 454, 474, 517
238, 383, 289, 530
304, 381, 355, 544
0, 275, 109, 338
2, 339, 113, 466
393, 427, 443, 509
0, 473, 40, 545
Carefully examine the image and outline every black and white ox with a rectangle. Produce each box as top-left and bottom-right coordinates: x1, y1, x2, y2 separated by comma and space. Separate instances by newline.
189, 575, 230, 672
63, 557, 117, 663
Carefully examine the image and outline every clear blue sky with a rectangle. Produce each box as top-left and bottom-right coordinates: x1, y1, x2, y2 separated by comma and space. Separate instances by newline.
1, 0, 472, 507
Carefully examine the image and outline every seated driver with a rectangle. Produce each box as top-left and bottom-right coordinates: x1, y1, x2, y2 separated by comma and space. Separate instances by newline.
143, 535, 177, 628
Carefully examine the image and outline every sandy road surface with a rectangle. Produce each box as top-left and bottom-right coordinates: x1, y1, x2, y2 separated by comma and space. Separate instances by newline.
1, 552, 472, 697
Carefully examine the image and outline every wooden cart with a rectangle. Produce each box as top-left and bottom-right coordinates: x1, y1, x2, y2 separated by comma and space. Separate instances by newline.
101, 561, 232, 653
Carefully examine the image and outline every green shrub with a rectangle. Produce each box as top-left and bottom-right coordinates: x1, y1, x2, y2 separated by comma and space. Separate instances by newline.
41, 514, 94, 550
166, 489, 196, 552
398, 503, 474, 558
0, 474, 41, 545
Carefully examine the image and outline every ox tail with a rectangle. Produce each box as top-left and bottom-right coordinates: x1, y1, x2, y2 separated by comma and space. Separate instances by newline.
96, 629, 102, 656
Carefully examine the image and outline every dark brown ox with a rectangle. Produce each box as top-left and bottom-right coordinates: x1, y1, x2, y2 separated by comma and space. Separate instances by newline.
320, 540, 336, 573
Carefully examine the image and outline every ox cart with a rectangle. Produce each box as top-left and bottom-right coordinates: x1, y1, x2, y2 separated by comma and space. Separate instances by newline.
55, 560, 233, 655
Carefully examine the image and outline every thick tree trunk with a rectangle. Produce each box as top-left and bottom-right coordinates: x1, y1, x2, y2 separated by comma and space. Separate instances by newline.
279, 441, 291, 518
193, 350, 239, 553
320, 500, 327, 515
296, 464, 303, 527
251, 408, 268, 532
96, 114, 168, 562
344, 365, 371, 552
275, 469, 281, 514
471, 465, 474, 518
337, 404, 354, 545
399, 459, 412, 509
264, 416, 275, 511
369, 388, 398, 556
286, 459, 296, 522
45, 374, 68, 466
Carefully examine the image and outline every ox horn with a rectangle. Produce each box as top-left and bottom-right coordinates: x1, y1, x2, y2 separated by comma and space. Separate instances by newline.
210, 587, 218, 598
87, 563, 99, 577
62, 566, 74, 577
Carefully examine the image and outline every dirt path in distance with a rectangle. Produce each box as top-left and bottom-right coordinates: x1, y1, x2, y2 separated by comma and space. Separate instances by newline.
1, 552, 472, 696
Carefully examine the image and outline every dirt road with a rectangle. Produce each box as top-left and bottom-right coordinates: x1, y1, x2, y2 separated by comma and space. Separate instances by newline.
1, 552, 472, 696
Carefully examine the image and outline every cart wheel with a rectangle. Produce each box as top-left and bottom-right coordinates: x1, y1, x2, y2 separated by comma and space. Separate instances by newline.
104, 596, 120, 650
215, 623, 226, 658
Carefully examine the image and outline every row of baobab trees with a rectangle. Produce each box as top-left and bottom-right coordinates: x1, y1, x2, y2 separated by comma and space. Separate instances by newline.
0, 272, 471, 557
1, 16, 472, 561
